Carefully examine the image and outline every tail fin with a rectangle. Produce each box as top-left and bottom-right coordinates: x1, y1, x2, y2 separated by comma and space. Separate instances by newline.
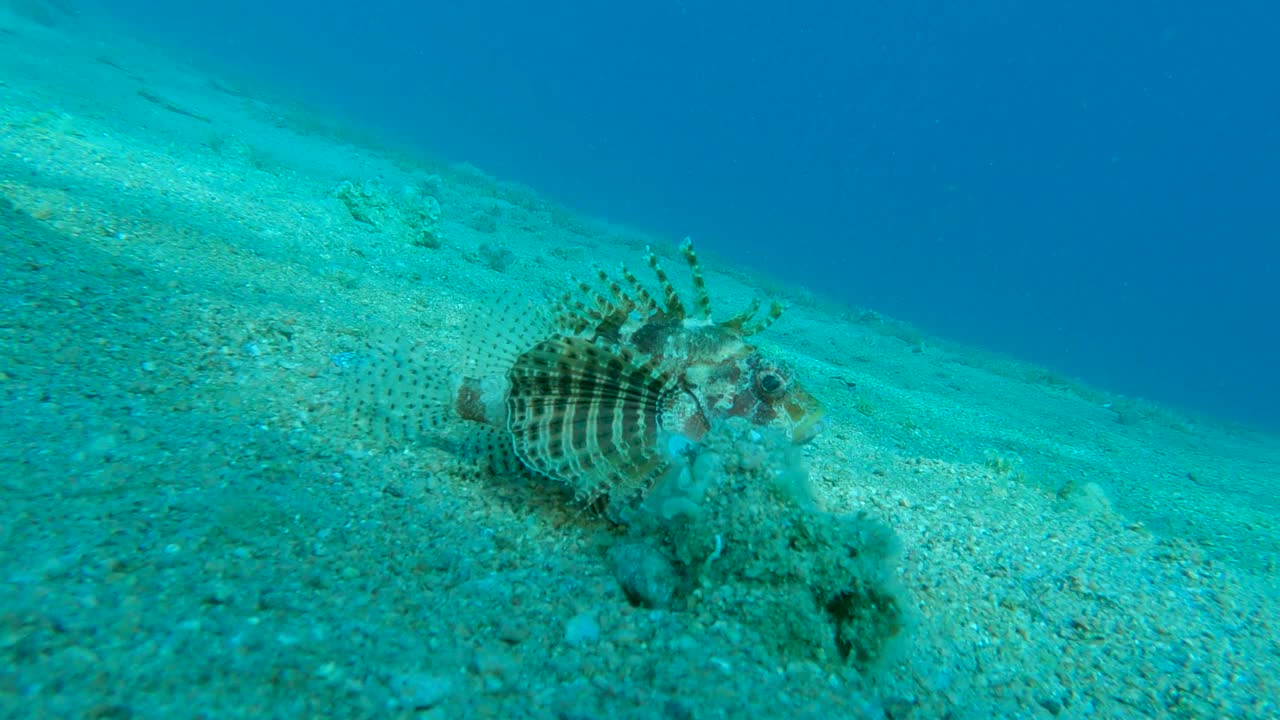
344, 333, 528, 481
345, 335, 458, 444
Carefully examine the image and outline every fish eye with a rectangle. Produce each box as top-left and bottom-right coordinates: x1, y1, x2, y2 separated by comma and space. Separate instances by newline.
756, 369, 788, 398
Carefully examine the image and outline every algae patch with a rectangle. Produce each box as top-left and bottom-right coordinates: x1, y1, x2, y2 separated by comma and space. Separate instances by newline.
616, 418, 909, 670
333, 177, 445, 248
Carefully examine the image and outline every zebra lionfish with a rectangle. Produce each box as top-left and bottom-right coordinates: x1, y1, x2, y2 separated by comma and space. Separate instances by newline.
351, 239, 825, 511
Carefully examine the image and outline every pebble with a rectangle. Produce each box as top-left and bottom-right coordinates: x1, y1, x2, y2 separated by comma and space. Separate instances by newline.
471, 646, 517, 679
496, 620, 531, 645
564, 612, 600, 647
330, 350, 359, 368
608, 541, 678, 609
388, 672, 453, 710
84, 433, 119, 458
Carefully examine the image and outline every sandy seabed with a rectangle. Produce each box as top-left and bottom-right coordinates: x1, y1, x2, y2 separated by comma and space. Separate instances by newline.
1, 5, 1277, 719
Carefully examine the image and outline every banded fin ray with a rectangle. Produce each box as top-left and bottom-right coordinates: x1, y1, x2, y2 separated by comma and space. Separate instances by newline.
505, 336, 683, 501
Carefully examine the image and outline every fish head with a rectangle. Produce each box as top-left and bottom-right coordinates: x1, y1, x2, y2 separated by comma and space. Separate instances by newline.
671, 325, 826, 445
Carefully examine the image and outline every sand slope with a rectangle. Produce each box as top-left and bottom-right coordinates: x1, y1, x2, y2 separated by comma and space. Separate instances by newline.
1, 6, 1277, 719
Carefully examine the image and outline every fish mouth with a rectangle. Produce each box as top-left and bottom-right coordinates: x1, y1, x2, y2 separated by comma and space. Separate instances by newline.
783, 392, 826, 444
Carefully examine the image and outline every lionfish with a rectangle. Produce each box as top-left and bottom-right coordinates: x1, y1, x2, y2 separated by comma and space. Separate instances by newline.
349, 239, 825, 511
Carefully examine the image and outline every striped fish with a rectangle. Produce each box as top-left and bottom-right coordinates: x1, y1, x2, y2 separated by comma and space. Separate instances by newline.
349, 239, 825, 510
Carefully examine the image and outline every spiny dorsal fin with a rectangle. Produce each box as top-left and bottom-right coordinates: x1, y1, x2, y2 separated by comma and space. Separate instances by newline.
556, 286, 598, 335
618, 264, 659, 315
741, 300, 785, 336
679, 238, 713, 320
645, 246, 686, 320
720, 297, 762, 334
594, 265, 639, 320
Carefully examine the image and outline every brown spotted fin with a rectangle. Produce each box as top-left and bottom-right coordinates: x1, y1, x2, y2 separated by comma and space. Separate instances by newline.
345, 334, 526, 477
346, 336, 457, 442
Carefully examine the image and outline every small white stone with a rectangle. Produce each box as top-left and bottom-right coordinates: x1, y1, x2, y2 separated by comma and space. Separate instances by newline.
389, 672, 453, 710
564, 612, 600, 647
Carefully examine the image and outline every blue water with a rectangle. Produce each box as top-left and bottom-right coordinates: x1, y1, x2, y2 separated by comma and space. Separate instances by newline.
97, 0, 1280, 431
